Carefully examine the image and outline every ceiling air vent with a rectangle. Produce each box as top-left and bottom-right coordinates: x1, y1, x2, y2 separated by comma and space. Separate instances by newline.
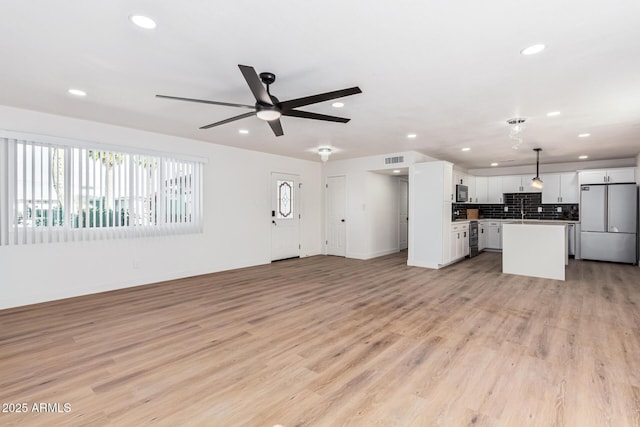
384, 155, 404, 165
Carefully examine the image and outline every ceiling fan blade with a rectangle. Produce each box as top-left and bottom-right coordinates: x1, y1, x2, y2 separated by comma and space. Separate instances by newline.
279, 87, 362, 111
283, 109, 350, 123
156, 94, 254, 109
267, 119, 284, 137
200, 111, 256, 129
238, 65, 272, 105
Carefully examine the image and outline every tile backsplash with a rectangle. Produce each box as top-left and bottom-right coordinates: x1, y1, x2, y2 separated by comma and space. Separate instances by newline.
452, 192, 579, 221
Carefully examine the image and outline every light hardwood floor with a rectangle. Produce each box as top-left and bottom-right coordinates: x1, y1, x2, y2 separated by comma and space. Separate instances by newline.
1, 252, 639, 426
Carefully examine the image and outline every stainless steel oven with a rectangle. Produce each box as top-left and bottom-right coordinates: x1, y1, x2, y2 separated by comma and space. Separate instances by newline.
469, 221, 479, 257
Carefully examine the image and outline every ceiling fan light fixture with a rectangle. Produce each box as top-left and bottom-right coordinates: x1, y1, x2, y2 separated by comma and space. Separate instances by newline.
256, 109, 281, 121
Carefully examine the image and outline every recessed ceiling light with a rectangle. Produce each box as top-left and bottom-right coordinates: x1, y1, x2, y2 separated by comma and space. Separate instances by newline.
491, 162, 499, 167
407, 133, 417, 139
578, 133, 591, 138
129, 15, 157, 29
331, 102, 344, 108
238, 129, 249, 134
68, 88, 87, 97
461, 147, 470, 152
521, 44, 546, 55
579, 155, 589, 159
393, 169, 401, 174
546, 111, 561, 117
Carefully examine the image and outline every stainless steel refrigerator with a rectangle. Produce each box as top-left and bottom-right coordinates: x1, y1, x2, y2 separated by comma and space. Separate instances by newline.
580, 183, 638, 264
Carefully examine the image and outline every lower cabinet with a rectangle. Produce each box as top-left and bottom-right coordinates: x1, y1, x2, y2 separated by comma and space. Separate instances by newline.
450, 223, 470, 261
479, 222, 487, 251
486, 222, 502, 250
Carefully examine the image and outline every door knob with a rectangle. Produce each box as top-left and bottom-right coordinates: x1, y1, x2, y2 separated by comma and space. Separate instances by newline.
272, 220, 277, 225
341, 219, 345, 222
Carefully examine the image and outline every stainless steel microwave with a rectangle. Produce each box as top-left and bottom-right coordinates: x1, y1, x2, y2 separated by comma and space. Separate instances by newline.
456, 184, 468, 202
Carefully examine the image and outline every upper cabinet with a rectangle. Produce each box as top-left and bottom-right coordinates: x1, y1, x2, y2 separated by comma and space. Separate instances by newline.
487, 176, 504, 203
466, 176, 476, 203
501, 174, 542, 194
452, 171, 475, 203
541, 172, 579, 204
579, 168, 636, 185
475, 177, 488, 204
501, 175, 522, 193
443, 163, 453, 202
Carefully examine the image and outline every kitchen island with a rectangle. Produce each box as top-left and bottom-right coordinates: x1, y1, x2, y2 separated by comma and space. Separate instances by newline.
502, 221, 568, 281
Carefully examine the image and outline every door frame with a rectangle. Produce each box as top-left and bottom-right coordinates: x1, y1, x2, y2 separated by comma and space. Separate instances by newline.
325, 174, 347, 256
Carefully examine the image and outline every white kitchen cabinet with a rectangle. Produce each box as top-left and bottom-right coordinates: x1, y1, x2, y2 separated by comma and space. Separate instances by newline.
463, 227, 470, 256
502, 175, 542, 193
487, 176, 504, 204
560, 173, 579, 203
542, 173, 579, 203
449, 228, 461, 261
607, 168, 636, 183
501, 175, 523, 193
409, 161, 455, 269
449, 223, 469, 261
475, 177, 488, 204
478, 222, 487, 251
486, 221, 502, 250
466, 176, 476, 203
579, 167, 636, 184
444, 164, 453, 202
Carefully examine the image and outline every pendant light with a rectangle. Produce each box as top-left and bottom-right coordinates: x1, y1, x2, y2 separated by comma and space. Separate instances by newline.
531, 148, 543, 189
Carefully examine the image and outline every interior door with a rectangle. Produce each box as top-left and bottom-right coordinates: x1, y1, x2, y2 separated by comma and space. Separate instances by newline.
326, 175, 346, 256
399, 178, 408, 250
271, 172, 300, 261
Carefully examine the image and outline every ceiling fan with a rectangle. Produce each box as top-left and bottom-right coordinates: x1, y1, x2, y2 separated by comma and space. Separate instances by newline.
156, 64, 362, 137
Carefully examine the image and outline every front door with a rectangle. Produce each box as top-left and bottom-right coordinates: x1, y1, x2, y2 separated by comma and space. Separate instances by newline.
326, 175, 346, 256
271, 172, 300, 261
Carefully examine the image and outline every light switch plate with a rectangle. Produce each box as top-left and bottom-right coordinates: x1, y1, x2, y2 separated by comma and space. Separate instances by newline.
557, 207, 562, 212
538, 207, 542, 213
504, 206, 508, 212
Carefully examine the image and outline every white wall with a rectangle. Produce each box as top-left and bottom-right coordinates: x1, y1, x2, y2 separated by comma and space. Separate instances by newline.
321, 151, 432, 259
0, 106, 322, 309
367, 173, 400, 258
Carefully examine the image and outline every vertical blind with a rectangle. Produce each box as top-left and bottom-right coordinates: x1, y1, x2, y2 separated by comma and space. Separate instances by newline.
0, 132, 204, 246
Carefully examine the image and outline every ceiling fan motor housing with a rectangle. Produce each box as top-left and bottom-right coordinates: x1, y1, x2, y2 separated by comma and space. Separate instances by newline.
259, 72, 276, 85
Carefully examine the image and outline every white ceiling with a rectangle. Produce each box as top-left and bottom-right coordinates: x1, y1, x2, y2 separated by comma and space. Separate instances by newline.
1, 1, 639, 169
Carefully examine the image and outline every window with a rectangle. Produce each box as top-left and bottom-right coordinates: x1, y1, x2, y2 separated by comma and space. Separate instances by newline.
0, 131, 204, 245
276, 179, 294, 219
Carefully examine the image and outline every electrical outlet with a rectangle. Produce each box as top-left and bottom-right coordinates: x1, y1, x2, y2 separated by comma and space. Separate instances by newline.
538, 207, 542, 213
557, 207, 562, 213
504, 206, 508, 212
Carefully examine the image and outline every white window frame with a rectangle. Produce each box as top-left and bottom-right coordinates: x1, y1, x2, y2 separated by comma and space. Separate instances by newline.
0, 130, 206, 246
